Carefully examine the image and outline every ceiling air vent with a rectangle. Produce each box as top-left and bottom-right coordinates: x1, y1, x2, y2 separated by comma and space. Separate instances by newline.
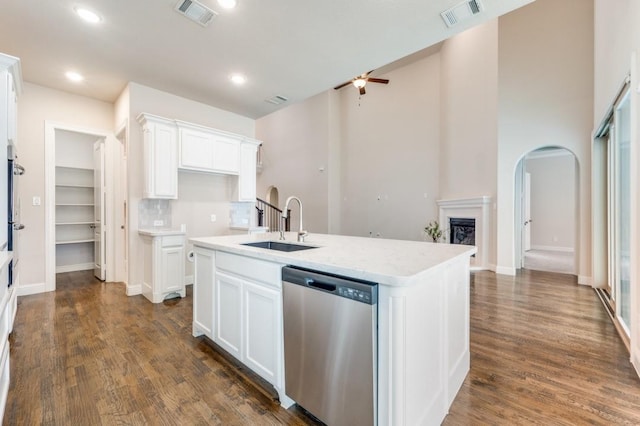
175, 0, 218, 27
440, 0, 483, 28
265, 95, 289, 105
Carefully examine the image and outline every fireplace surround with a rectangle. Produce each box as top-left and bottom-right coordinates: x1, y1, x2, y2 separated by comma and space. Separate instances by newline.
437, 196, 491, 270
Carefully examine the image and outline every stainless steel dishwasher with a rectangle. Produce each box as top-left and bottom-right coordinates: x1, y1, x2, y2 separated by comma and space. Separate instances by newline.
282, 266, 378, 426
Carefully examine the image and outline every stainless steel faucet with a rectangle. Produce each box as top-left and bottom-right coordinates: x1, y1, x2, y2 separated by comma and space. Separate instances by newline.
282, 196, 308, 242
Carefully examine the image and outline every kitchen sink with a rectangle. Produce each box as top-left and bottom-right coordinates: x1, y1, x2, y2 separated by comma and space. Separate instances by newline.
242, 241, 317, 252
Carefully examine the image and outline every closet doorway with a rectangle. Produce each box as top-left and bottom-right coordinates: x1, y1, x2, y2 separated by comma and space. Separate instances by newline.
44, 122, 116, 292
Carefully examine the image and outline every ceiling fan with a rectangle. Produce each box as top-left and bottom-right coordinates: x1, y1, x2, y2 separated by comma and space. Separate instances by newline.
333, 71, 389, 95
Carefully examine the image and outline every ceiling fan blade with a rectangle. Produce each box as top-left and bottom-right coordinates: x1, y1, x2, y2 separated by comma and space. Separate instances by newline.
359, 86, 366, 96
367, 78, 389, 84
334, 81, 353, 90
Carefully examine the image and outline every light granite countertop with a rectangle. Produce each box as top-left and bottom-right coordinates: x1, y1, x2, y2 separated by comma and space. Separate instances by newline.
190, 232, 476, 286
138, 228, 186, 237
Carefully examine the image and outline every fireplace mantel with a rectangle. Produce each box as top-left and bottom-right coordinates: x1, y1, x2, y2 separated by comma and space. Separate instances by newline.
437, 196, 491, 271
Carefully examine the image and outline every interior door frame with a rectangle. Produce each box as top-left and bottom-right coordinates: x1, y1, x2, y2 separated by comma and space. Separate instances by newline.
44, 121, 117, 292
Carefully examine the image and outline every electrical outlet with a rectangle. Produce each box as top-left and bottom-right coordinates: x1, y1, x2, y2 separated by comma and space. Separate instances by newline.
153, 220, 163, 226
210, 214, 217, 222
33, 196, 41, 206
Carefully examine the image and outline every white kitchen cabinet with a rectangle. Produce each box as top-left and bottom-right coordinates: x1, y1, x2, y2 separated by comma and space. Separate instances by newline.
237, 142, 258, 201
178, 122, 241, 175
179, 126, 215, 171
194, 249, 288, 402
140, 231, 186, 303
6, 72, 16, 146
243, 280, 281, 384
0, 253, 12, 422
214, 270, 243, 359
137, 113, 178, 199
211, 133, 240, 173
193, 247, 215, 338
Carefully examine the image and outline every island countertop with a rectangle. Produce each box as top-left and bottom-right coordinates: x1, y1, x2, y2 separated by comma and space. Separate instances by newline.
189, 232, 476, 286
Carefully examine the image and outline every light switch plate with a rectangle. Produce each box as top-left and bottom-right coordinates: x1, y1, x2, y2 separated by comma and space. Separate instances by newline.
33, 196, 41, 206
210, 214, 217, 222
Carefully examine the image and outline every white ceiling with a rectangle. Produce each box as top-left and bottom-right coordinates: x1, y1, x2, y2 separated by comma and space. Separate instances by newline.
0, 0, 534, 119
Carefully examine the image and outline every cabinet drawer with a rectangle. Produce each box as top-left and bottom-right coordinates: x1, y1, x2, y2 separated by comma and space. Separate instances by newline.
161, 235, 185, 247
216, 251, 282, 287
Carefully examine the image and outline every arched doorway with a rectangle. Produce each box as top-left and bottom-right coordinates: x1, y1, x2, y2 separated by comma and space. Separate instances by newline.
514, 146, 579, 275
265, 185, 279, 208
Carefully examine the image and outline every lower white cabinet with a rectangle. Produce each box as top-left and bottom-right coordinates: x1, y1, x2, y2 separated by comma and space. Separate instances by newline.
242, 280, 280, 384
192, 248, 288, 403
140, 232, 186, 303
214, 271, 243, 359
193, 247, 215, 338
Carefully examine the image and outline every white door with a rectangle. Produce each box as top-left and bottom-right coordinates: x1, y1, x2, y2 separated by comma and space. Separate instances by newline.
524, 172, 532, 251
93, 139, 106, 280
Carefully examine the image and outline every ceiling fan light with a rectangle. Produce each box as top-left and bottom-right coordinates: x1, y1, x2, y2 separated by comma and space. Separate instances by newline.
353, 78, 367, 89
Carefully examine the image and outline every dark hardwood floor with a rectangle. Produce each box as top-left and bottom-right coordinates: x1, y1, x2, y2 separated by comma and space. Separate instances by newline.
4, 269, 640, 425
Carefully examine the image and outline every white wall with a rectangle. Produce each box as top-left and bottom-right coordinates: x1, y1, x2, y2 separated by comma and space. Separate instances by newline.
496, 0, 593, 279
55, 129, 95, 169
439, 19, 498, 266
17, 83, 113, 291
339, 55, 441, 241
526, 152, 576, 251
122, 82, 255, 292
256, 91, 332, 234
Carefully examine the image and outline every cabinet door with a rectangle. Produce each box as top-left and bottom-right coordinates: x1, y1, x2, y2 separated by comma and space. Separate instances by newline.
243, 281, 281, 386
212, 134, 240, 173
161, 245, 185, 294
144, 122, 177, 199
179, 127, 215, 171
193, 248, 215, 338
238, 143, 257, 201
6, 72, 16, 145
215, 271, 243, 359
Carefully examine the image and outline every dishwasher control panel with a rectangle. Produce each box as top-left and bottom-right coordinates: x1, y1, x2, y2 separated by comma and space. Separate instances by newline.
283, 265, 378, 305
338, 287, 373, 303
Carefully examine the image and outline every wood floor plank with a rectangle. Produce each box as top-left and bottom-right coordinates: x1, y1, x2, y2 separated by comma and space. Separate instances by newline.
4, 269, 640, 425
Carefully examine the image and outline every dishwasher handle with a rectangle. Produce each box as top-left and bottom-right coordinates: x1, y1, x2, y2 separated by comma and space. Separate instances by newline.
305, 278, 336, 293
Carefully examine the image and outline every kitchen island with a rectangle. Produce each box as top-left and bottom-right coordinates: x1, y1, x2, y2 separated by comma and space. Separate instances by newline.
190, 232, 476, 425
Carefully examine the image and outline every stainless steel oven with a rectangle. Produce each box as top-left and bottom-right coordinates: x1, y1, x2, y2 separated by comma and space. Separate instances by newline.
7, 150, 24, 287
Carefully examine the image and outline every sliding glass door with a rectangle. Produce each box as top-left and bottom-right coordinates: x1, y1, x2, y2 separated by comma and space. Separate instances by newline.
608, 88, 631, 334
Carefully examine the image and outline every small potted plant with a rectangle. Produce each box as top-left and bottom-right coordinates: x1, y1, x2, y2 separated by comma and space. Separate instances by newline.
424, 220, 444, 243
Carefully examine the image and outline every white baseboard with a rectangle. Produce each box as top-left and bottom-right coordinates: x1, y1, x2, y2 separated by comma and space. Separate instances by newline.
495, 266, 516, 276
127, 284, 142, 296
185, 274, 194, 285
56, 262, 94, 273
17, 282, 48, 296
529, 245, 574, 253
578, 275, 592, 286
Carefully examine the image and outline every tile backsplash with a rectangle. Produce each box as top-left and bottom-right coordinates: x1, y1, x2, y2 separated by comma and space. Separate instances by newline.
139, 199, 172, 228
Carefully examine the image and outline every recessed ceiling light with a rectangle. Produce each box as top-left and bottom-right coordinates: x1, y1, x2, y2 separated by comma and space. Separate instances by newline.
74, 7, 102, 23
217, 0, 237, 9
65, 71, 84, 82
230, 74, 246, 85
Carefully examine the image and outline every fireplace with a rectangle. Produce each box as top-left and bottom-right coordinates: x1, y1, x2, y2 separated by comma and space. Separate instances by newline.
437, 196, 491, 271
449, 218, 476, 246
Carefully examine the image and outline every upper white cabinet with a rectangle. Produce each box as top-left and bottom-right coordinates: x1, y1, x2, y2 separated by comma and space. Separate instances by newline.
178, 122, 240, 174
137, 113, 178, 199
1, 53, 20, 148
138, 113, 260, 201
238, 141, 259, 201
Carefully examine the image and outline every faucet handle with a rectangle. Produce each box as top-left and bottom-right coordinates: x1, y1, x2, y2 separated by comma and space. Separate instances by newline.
297, 230, 308, 242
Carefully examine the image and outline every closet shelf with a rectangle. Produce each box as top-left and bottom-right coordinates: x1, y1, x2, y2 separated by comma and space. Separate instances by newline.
56, 239, 95, 245
55, 184, 94, 189
56, 165, 93, 171
56, 222, 95, 226
56, 203, 94, 207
